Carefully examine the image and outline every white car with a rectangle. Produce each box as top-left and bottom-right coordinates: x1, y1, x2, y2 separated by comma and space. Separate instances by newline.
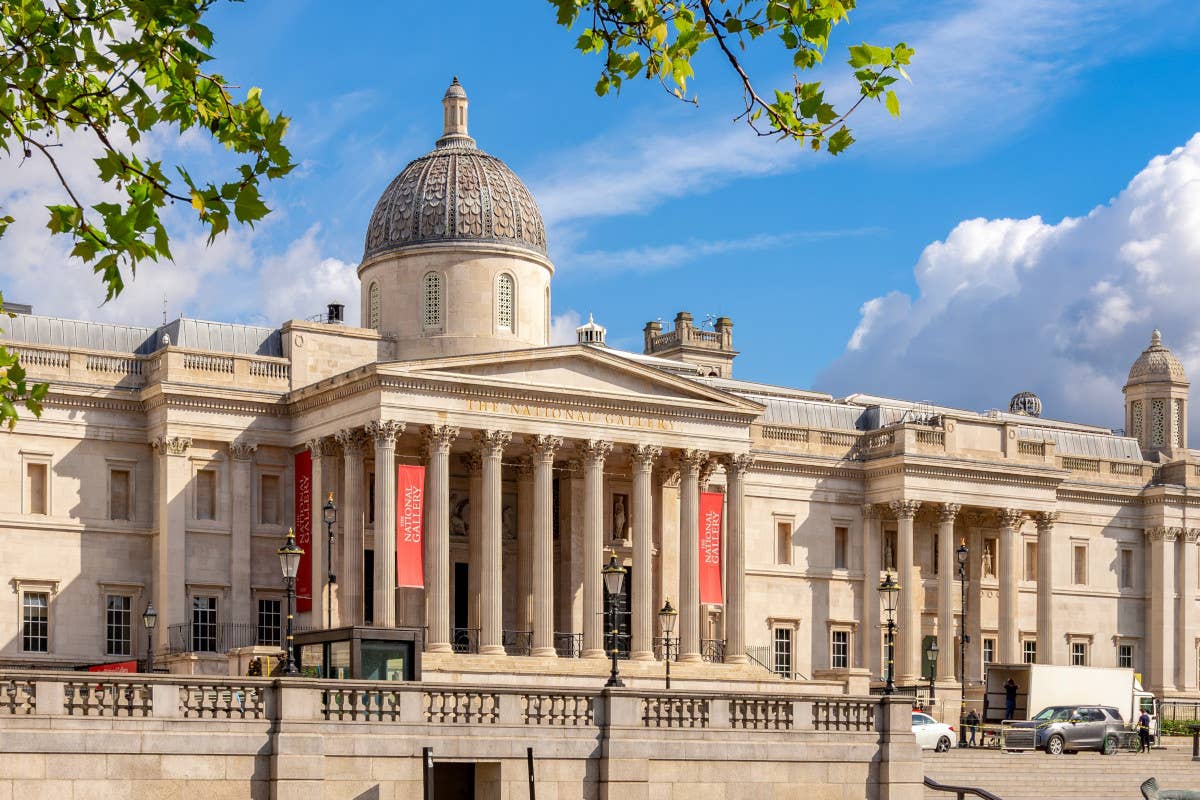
912, 712, 956, 752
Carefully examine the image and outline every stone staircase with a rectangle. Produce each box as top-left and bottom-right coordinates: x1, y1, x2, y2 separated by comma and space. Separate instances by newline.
923, 737, 1200, 799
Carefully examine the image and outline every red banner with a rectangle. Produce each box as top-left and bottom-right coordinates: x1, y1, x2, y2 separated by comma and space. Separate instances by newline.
294, 450, 313, 612
699, 491, 724, 605
88, 660, 137, 673
397, 464, 426, 588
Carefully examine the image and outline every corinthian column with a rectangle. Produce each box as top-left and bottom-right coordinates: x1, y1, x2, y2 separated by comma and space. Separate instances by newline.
1147, 526, 1178, 694
630, 444, 661, 661
1034, 512, 1058, 665
366, 419, 405, 627
304, 438, 333, 627
152, 434, 191, 650
937, 503, 960, 681
530, 435, 562, 657
721, 453, 753, 664
679, 450, 708, 663
476, 430, 511, 655
889, 499, 921, 682
862, 505, 881, 674
1181, 529, 1199, 692
464, 451, 483, 632
998, 509, 1024, 664
229, 440, 257, 629
516, 457, 535, 636
422, 425, 458, 652
335, 428, 366, 625
581, 439, 613, 658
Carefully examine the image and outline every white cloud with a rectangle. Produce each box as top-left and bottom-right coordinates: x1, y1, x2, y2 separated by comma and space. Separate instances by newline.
816, 132, 1200, 437
257, 225, 360, 326
549, 310, 582, 346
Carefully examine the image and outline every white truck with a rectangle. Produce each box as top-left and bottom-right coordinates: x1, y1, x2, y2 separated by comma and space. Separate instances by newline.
983, 663, 1157, 737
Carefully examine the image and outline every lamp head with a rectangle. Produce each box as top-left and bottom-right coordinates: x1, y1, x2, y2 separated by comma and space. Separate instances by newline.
277, 527, 305, 581
878, 572, 900, 615
142, 602, 158, 631
658, 598, 678, 636
957, 539, 969, 565
601, 550, 626, 596
323, 492, 337, 524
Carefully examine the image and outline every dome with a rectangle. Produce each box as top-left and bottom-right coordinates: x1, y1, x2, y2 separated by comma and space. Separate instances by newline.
1009, 391, 1042, 417
362, 78, 546, 262
1127, 329, 1188, 385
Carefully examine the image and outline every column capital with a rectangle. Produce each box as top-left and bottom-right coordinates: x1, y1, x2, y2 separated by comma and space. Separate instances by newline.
1185, 528, 1200, 543
888, 499, 921, 519
305, 436, 334, 459
515, 456, 535, 481
529, 434, 563, 461
1033, 511, 1058, 532
698, 457, 717, 485
862, 503, 881, 520
720, 452, 754, 476
581, 439, 613, 465
1148, 526, 1181, 542
656, 462, 680, 487
679, 449, 709, 474
365, 419, 405, 447
631, 444, 662, 470
152, 435, 191, 456
474, 429, 512, 457
229, 440, 257, 461
422, 425, 460, 453
998, 508, 1025, 529
334, 427, 368, 455
937, 502, 961, 524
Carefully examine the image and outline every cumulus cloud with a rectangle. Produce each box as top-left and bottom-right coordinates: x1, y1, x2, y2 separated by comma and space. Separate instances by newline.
817, 132, 1200, 438
549, 310, 582, 346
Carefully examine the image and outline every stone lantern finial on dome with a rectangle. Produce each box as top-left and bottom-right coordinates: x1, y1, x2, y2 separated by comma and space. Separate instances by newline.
1151, 328, 1162, 347
438, 76, 474, 149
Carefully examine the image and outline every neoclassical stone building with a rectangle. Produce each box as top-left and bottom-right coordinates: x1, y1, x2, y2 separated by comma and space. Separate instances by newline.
2, 79, 1198, 709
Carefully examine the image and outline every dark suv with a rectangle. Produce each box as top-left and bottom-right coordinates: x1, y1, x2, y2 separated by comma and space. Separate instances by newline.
1005, 705, 1124, 755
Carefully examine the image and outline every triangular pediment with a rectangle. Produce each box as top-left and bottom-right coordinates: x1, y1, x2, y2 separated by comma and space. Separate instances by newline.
383, 346, 763, 416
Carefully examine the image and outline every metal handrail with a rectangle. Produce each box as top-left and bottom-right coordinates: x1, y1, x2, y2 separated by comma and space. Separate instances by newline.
451, 627, 479, 654
923, 776, 1005, 800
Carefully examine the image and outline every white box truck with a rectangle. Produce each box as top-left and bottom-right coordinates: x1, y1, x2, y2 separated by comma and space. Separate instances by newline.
984, 663, 1157, 735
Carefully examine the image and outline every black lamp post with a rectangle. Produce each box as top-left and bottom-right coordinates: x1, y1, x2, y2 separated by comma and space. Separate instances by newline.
879, 572, 900, 695
142, 602, 158, 673
323, 492, 337, 631
927, 639, 939, 700
277, 527, 305, 676
658, 599, 678, 690
957, 540, 969, 746
602, 552, 627, 688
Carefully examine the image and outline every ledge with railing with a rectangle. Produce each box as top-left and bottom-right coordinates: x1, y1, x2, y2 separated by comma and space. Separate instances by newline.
165, 621, 312, 655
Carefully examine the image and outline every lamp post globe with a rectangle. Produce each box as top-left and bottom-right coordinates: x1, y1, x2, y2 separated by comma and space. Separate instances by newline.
658, 599, 678, 690
878, 572, 900, 695
142, 602, 158, 673
602, 552, 627, 688
277, 528, 305, 676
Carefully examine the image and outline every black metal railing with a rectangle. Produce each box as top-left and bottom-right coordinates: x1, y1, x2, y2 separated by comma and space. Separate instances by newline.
451, 627, 479, 654
554, 631, 583, 659
923, 776, 1004, 800
503, 629, 532, 656
166, 622, 312, 654
701, 638, 725, 663
652, 637, 676, 661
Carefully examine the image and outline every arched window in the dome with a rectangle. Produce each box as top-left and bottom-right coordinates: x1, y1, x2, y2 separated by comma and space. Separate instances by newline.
423, 272, 443, 331
368, 282, 381, 330
496, 273, 515, 332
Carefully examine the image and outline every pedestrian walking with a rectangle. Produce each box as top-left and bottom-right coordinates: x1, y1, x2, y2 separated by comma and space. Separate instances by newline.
1138, 709, 1152, 753
965, 709, 980, 747
1004, 678, 1018, 721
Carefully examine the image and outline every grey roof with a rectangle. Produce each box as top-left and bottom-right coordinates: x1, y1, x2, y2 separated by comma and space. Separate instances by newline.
1015, 426, 1142, 460
694, 375, 833, 402
749, 395, 863, 431
604, 347, 702, 376
1, 314, 282, 357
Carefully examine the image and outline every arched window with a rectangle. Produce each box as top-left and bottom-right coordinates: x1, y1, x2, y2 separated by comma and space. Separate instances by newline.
423, 272, 442, 330
496, 273, 514, 331
368, 283, 380, 330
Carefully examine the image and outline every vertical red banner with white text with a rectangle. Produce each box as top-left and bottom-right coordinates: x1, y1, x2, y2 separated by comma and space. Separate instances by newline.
699, 491, 724, 605
294, 450, 313, 612
397, 465, 426, 588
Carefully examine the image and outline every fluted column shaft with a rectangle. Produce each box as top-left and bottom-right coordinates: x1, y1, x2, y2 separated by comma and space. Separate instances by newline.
998, 509, 1023, 664
582, 440, 613, 658
336, 429, 366, 626
890, 500, 921, 682
477, 430, 511, 655
368, 420, 404, 627
679, 451, 707, 663
531, 436, 562, 657
422, 426, 457, 652
465, 452, 483, 631
1035, 512, 1057, 665
862, 505, 881, 675
937, 503, 959, 681
630, 445, 661, 661
722, 453, 752, 664
516, 460, 535, 634
1180, 529, 1199, 692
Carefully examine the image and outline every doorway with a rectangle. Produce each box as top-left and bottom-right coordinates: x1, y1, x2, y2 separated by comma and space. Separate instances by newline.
433, 762, 474, 799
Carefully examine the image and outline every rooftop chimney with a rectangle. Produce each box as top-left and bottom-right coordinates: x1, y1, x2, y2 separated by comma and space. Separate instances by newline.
326, 302, 344, 324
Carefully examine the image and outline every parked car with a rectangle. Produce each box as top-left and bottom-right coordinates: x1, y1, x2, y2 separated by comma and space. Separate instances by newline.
912, 712, 956, 752
1005, 705, 1124, 755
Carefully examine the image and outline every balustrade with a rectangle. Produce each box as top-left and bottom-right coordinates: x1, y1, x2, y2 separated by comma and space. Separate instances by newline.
642, 695, 710, 728
523, 693, 594, 726
425, 690, 500, 724
1, 679, 35, 714
730, 697, 794, 730
323, 685, 404, 722
812, 698, 876, 731
64, 679, 152, 717
180, 683, 265, 719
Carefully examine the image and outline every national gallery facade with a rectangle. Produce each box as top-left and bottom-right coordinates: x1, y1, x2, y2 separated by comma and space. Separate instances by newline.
2, 80, 1198, 707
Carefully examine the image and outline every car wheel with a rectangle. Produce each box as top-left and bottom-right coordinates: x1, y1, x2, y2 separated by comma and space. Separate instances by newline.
1046, 734, 1065, 755
1102, 735, 1118, 755
936, 736, 951, 753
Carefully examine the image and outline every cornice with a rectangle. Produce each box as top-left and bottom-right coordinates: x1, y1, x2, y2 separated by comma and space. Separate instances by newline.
864, 460, 1062, 491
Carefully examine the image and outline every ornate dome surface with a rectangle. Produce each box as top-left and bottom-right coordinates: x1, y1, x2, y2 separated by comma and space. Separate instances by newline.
1009, 391, 1042, 417
363, 79, 546, 261
1127, 329, 1188, 385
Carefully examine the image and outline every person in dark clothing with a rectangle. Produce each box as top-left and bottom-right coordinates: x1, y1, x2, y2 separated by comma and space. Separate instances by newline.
1004, 678, 1018, 720
1138, 709, 1152, 753
965, 709, 980, 747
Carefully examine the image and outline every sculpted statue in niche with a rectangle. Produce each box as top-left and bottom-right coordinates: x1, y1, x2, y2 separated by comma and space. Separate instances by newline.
502, 494, 517, 540
982, 538, 997, 578
612, 494, 629, 541
449, 490, 469, 537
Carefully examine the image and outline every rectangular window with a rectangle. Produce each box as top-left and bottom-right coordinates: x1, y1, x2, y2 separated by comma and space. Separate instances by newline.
257, 598, 281, 646
1022, 639, 1037, 664
191, 596, 217, 652
776, 521, 792, 566
773, 627, 793, 678
1024, 541, 1037, 582
109, 469, 131, 521
1073, 544, 1087, 585
22, 591, 49, 652
1120, 548, 1134, 589
27, 462, 47, 515
1118, 643, 1134, 670
259, 474, 280, 525
1071, 641, 1088, 666
195, 469, 216, 520
983, 638, 996, 666
834, 526, 848, 570
105, 595, 131, 656
830, 629, 849, 669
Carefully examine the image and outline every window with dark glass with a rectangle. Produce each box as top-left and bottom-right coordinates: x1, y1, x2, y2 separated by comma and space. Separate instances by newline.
257, 598, 282, 646
22, 592, 49, 652
773, 627, 793, 678
831, 629, 849, 669
191, 596, 217, 652
105, 594, 131, 656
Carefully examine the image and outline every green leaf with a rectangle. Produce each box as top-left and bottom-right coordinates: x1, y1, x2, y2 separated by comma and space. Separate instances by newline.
885, 90, 900, 117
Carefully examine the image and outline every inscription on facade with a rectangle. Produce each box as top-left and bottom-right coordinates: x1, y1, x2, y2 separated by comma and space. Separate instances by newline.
466, 399, 675, 431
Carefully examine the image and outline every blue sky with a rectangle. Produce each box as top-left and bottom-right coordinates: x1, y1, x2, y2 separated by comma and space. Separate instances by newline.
5, 0, 1200, 433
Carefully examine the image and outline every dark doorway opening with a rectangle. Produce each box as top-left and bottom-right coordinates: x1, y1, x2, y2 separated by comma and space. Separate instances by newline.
434, 762, 474, 800
364, 549, 374, 625
453, 562, 468, 628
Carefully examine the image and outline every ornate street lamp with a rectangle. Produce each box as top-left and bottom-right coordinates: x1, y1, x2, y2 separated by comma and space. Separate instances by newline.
927, 639, 939, 700
142, 602, 158, 673
277, 528, 305, 676
957, 540, 970, 746
878, 572, 900, 695
323, 492, 337, 630
658, 599, 678, 690
602, 552, 627, 688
